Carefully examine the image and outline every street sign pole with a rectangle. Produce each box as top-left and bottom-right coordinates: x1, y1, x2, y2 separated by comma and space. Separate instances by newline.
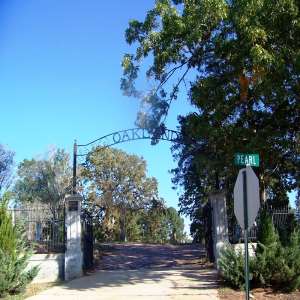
234, 157, 260, 300
243, 170, 249, 300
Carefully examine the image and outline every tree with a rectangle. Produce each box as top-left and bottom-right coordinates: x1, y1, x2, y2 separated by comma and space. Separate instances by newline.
14, 149, 72, 217
140, 198, 168, 243
137, 202, 185, 244
0, 144, 14, 192
166, 207, 185, 243
81, 147, 161, 242
121, 0, 300, 238
256, 210, 279, 254
296, 189, 300, 223
0, 192, 38, 297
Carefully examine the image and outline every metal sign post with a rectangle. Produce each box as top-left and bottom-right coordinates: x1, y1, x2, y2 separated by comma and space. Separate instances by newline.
234, 154, 260, 300
242, 170, 249, 300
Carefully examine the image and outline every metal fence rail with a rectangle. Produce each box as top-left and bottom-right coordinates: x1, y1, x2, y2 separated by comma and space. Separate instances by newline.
10, 206, 65, 253
229, 204, 294, 243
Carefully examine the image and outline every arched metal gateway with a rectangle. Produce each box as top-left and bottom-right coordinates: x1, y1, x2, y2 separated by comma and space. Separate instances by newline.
70, 127, 182, 271
72, 127, 181, 193
65, 128, 218, 278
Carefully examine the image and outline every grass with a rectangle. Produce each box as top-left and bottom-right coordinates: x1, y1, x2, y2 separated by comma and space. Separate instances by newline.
2, 282, 61, 300
218, 286, 300, 300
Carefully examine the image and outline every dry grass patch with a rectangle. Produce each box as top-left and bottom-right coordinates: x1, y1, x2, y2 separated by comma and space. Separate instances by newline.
219, 287, 300, 300
2, 282, 61, 300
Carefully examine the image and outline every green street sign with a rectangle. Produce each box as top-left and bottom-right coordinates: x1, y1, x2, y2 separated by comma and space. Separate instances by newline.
234, 153, 260, 167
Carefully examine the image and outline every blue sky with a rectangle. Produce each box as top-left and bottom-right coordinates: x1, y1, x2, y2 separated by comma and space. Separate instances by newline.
0, 1, 194, 231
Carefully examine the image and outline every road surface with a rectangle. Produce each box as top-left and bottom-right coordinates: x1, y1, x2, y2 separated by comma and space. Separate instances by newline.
27, 243, 219, 300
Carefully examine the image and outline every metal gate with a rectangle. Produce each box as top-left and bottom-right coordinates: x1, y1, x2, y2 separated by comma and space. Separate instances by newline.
10, 205, 65, 253
204, 202, 214, 262
81, 216, 94, 270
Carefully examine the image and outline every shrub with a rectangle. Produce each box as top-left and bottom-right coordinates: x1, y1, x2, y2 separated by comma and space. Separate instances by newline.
253, 230, 300, 291
219, 210, 300, 292
219, 243, 256, 289
0, 193, 38, 297
252, 239, 284, 287
276, 230, 300, 291
253, 210, 284, 286
256, 210, 278, 253
253, 211, 300, 291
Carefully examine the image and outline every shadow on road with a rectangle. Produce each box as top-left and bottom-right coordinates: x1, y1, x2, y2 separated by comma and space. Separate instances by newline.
62, 267, 219, 292
60, 243, 219, 292
96, 243, 208, 270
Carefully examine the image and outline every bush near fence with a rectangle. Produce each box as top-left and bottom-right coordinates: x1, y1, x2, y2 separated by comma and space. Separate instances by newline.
229, 204, 295, 244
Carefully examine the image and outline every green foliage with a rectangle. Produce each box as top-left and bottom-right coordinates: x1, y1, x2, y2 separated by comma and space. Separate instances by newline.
14, 149, 71, 214
136, 203, 186, 244
253, 241, 284, 287
219, 213, 300, 291
80, 147, 186, 244
253, 215, 300, 291
219, 244, 250, 289
125, 211, 142, 242
189, 204, 211, 244
165, 207, 185, 243
139, 199, 169, 243
0, 193, 38, 297
81, 147, 162, 242
82, 147, 159, 211
256, 210, 279, 253
277, 213, 298, 247
282, 230, 300, 291
296, 189, 300, 222
122, 0, 300, 245
92, 198, 185, 244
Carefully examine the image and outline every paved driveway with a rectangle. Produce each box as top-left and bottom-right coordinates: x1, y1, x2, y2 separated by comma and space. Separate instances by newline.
27, 244, 219, 300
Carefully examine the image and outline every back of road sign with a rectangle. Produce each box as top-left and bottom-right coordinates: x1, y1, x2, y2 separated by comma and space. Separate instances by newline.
234, 166, 260, 229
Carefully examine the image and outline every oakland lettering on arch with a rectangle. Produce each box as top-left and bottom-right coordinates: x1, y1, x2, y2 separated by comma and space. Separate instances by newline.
112, 132, 122, 144
132, 128, 142, 140
121, 130, 131, 142
163, 130, 170, 140
142, 129, 150, 139
170, 130, 179, 142
77, 128, 182, 157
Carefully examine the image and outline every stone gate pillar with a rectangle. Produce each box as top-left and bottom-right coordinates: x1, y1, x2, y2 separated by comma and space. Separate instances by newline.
210, 191, 228, 269
65, 194, 83, 280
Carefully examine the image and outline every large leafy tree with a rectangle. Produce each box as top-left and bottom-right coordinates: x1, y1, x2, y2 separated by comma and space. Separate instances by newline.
121, 0, 300, 234
14, 149, 72, 217
81, 147, 160, 241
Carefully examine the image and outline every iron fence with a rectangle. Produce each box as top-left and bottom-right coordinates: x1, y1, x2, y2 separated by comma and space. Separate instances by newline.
10, 205, 65, 253
81, 215, 94, 270
229, 204, 294, 243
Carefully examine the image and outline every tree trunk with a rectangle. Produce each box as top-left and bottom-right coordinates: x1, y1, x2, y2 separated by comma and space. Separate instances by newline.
119, 206, 127, 242
259, 172, 266, 203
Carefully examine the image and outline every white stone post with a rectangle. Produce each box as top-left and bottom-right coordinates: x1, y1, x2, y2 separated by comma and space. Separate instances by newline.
210, 191, 228, 269
64, 194, 83, 281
